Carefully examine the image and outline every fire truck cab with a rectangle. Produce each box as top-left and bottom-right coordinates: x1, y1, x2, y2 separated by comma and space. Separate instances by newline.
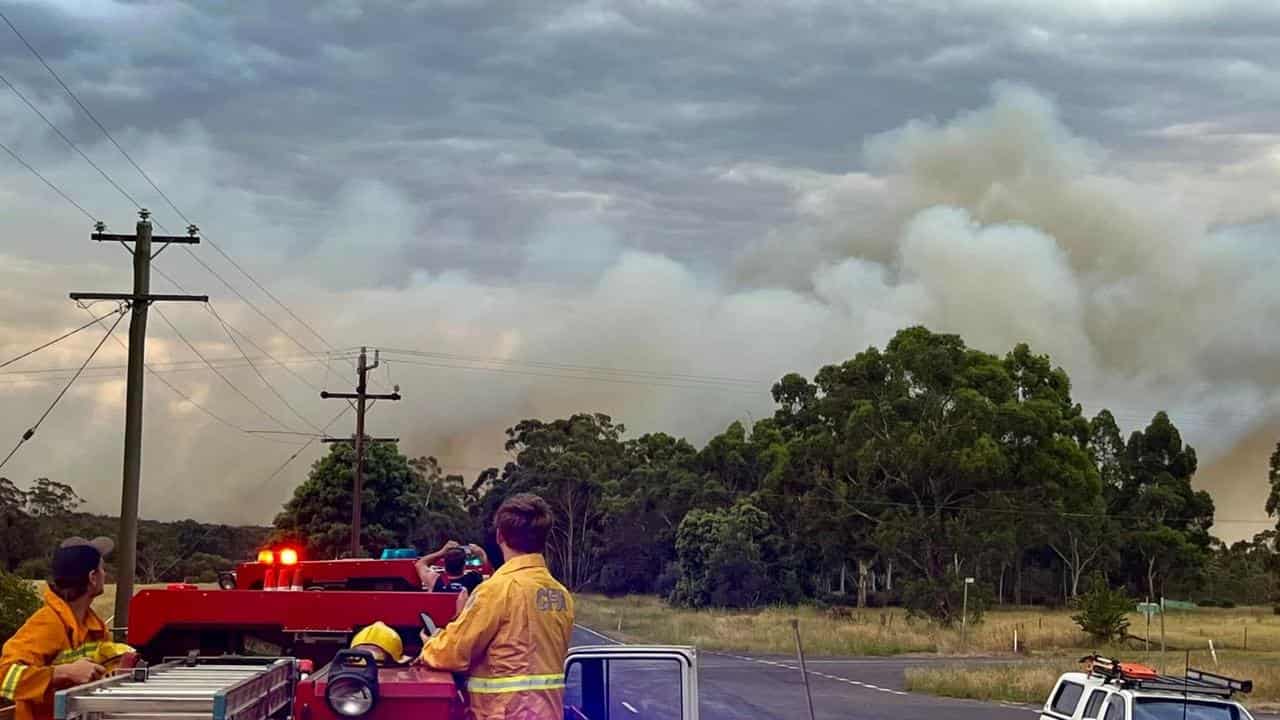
54, 547, 700, 720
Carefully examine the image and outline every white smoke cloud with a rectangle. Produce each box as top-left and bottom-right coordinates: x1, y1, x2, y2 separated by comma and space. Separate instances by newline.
4, 81, 1279, 541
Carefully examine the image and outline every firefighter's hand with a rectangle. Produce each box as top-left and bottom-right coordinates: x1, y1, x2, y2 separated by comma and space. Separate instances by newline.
441, 540, 461, 552
55, 659, 105, 686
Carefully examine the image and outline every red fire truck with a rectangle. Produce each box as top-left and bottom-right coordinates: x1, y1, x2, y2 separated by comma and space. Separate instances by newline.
47, 546, 699, 720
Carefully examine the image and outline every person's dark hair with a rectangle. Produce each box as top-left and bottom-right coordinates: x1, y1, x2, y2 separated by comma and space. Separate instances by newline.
443, 547, 467, 575
495, 494, 553, 553
51, 574, 91, 603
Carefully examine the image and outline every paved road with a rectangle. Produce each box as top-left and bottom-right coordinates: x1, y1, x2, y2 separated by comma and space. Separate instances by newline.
570, 625, 1037, 719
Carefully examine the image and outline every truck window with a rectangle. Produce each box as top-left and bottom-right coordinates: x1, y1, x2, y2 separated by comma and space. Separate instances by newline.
1133, 699, 1243, 720
1082, 690, 1108, 719
1050, 681, 1085, 716
1103, 696, 1124, 720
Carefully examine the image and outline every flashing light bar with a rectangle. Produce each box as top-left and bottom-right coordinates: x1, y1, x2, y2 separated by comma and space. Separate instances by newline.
257, 549, 275, 564
279, 548, 299, 566
380, 548, 417, 560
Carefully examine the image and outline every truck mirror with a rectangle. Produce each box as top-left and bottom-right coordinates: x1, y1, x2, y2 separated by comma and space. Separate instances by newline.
564, 646, 697, 720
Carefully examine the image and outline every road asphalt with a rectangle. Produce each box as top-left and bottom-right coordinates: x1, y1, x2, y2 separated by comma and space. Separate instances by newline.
570, 626, 1280, 720
570, 625, 1039, 719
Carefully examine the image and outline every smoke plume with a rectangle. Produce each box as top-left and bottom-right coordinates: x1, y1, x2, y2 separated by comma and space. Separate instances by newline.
2, 84, 1276, 540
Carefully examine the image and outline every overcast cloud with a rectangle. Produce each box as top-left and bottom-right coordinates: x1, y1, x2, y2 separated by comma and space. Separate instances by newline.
2, 0, 1280, 541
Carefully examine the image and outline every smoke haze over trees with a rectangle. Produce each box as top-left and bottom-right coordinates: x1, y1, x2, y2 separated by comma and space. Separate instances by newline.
3, 78, 1279, 544
6, 323, 1278, 618
264, 325, 1277, 617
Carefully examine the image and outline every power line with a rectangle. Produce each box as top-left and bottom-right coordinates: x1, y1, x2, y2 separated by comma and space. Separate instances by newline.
0, 9, 173, 210
160, 250, 353, 389
381, 354, 771, 395
151, 262, 357, 409
206, 302, 325, 434
152, 263, 333, 395
379, 347, 763, 387
155, 404, 352, 580
0, 138, 96, 220
74, 304, 311, 446
0, 306, 124, 369
0, 9, 353, 395
0, 351, 355, 379
0, 9, 352, 391
0, 67, 144, 208
153, 305, 302, 433
0, 307, 125, 471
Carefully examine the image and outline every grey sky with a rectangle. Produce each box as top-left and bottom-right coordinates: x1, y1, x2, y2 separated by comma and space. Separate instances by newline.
1, 0, 1278, 540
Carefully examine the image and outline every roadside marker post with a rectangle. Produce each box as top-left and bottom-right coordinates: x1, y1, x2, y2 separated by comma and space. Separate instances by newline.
790, 619, 817, 720
962, 577, 975, 648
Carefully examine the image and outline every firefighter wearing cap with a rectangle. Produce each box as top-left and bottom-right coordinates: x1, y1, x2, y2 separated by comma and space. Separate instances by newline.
419, 494, 574, 720
1, 537, 134, 720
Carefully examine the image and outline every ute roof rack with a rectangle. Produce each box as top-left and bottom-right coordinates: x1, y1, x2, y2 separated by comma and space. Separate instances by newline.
1080, 655, 1252, 698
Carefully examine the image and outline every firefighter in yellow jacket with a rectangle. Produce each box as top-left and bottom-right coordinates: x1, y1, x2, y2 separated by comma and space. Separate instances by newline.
419, 494, 574, 719
1, 537, 134, 720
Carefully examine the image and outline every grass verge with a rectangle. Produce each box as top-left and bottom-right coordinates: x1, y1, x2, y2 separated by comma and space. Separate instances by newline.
577, 594, 1280, 657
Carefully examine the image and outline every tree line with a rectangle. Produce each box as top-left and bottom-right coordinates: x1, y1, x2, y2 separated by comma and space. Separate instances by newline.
274, 326, 1280, 621
0, 476, 270, 584
5, 326, 1276, 624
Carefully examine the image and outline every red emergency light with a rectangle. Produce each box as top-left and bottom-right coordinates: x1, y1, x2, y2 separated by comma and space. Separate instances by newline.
279, 548, 300, 566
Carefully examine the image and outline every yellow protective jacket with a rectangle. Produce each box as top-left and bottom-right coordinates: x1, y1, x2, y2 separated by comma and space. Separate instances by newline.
421, 553, 574, 720
0, 588, 116, 720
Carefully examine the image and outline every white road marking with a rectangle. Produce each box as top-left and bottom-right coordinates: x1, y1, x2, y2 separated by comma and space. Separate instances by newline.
622, 701, 639, 714
574, 623, 621, 645
707, 651, 910, 696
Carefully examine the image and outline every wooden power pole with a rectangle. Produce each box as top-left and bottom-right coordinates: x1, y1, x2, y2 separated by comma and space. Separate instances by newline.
320, 346, 400, 558
71, 210, 206, 636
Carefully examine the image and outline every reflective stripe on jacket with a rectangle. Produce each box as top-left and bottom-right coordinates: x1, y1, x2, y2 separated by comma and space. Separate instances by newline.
421, 553, 574, 720
0, 588, 110, 720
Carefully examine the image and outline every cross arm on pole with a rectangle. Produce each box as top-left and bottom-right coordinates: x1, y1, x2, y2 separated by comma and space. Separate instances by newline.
93, 233, 201, 244
70, 292, 208, 303
320, 391, 401, 401
321, 437, 400, 443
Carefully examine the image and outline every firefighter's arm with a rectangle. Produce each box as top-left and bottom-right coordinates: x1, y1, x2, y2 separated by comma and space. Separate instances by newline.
418, 582, 503, 672
0, 613, 57, 705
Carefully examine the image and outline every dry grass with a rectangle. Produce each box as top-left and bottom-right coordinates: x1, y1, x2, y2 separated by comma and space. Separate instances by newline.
905, 661, 1065, 703
576, 595, 1280, 657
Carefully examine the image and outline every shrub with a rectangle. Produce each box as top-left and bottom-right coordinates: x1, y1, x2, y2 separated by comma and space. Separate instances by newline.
1, 569, 41, 645
654, 562, 680, 600
1072, 573, 1131, 643
902, 576, 989, 626
14, 557, 49, 580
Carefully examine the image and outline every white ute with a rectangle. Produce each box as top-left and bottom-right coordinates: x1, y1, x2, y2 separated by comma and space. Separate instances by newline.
1040, 655, 1254, 720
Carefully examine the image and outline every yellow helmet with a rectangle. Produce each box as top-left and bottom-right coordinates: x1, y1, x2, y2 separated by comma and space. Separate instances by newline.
349, 621, 409, 664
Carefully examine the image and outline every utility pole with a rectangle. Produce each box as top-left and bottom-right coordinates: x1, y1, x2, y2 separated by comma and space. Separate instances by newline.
320, 347, 400, 558
71, 210, 206, 636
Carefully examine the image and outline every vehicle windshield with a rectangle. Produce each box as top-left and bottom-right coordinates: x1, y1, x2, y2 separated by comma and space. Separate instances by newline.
1134, 699, 1249, 720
